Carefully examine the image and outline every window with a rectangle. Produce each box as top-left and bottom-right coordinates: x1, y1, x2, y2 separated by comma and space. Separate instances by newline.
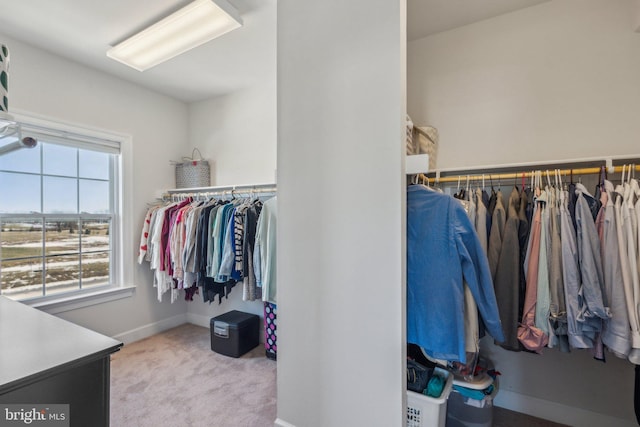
0, 118, 124, 303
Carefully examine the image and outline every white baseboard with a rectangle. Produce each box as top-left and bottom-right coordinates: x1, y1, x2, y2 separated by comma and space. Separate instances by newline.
495, 389, 637, 427
274, 419, 296, 427
113, 313, 188, 344
186, 312, 211, 328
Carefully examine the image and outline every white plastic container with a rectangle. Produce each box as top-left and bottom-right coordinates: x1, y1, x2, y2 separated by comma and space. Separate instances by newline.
406, 367, 453, 427
446, 373, 498, 427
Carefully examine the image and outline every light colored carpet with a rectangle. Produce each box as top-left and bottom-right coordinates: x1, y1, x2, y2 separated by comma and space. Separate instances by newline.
111, 324, 566, 427
110, 323, 277, 427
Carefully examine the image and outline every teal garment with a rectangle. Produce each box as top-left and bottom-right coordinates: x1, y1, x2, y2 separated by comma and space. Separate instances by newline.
210, 204, 230, 279
217, 209, 236, 282
452, 384, 494, 401
535, 191, 551, 337
424, 374, 445, 398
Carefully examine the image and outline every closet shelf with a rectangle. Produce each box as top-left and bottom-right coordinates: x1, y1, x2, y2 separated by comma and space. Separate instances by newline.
406, 154, 430, 175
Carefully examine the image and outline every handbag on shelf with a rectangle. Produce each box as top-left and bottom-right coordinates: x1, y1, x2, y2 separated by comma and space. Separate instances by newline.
413, 125, 438, 171
173, 148, 211, 189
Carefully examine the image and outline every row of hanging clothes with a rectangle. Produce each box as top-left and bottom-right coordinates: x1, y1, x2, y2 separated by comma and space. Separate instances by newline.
137, 189, 277, 305
409, 163, 640, 369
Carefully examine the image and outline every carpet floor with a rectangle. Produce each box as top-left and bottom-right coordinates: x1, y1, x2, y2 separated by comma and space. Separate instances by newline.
110, 323, 277, 427
111, 324, 566, 427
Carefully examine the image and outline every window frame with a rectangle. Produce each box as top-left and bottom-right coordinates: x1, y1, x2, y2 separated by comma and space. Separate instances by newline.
0, 111, 135, 313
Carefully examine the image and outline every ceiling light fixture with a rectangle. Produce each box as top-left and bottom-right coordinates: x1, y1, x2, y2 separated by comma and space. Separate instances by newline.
106, 0, 243, 72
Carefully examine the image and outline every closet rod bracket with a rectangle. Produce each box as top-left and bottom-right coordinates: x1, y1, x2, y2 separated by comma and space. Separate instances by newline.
606, 158, 614, 175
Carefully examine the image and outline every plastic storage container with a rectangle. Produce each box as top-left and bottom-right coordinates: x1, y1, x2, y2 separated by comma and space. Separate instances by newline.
407, 367, 453, 427
210, 310, 259, 358
446, 373, 497, 427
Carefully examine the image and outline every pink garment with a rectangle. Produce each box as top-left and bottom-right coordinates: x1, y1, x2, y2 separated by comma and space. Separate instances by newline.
518, 204, 549, 352
161, 199, 191, 274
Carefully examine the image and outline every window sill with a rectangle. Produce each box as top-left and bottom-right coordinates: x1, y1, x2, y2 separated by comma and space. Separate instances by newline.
25, 286, 136, 315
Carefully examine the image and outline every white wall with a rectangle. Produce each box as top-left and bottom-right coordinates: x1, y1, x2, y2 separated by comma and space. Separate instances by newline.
408, 0, 640, 425
1, 32, 190, 341
189, 85, 277, 186
185, 0, 276, 327
276, 1, 406, 426
188, 0, 277, 187
2, 0, 278, 343
408, 0, 640, 171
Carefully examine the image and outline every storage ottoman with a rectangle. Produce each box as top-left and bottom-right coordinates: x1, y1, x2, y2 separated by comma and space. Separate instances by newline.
210, 310, 260, 358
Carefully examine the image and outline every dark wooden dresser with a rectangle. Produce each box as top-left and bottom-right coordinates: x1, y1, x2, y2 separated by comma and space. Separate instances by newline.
0, 296, 123, 426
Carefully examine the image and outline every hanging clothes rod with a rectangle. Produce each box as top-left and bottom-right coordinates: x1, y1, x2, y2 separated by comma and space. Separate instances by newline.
419, 164, 640, 185
162, 183, 277, 200
165, 182, 276, 194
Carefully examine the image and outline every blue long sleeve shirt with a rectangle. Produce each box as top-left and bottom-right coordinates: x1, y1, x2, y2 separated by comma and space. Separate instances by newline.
407, 185, 505, 362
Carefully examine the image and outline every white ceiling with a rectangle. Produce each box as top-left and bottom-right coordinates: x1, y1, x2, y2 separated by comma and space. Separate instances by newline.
407, 0, 551, 41
0, 0, 271, 103
0, 0, 551, 103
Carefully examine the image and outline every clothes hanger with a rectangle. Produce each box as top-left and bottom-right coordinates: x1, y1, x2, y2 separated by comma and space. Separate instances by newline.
556, 169, 563, 205
546, 169, 552, 189
465, 175, 470, 200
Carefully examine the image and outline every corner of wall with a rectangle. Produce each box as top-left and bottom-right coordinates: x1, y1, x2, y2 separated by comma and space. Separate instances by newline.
496, 389, 638, 427
113, 313, 188, 345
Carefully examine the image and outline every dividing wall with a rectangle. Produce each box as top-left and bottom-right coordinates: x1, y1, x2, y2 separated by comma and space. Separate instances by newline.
276, 0, 406, 426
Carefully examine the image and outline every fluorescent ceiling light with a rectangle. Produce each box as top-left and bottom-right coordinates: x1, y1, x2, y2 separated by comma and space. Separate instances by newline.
107, 0, 243, 71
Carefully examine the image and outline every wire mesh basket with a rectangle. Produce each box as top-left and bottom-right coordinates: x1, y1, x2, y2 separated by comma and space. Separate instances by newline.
173, 148, 210, 188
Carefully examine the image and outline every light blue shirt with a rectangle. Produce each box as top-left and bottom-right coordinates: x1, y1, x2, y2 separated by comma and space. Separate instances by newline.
407, 185, 504, 363
560, 190, 592, 348
575, 184, 610, 324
